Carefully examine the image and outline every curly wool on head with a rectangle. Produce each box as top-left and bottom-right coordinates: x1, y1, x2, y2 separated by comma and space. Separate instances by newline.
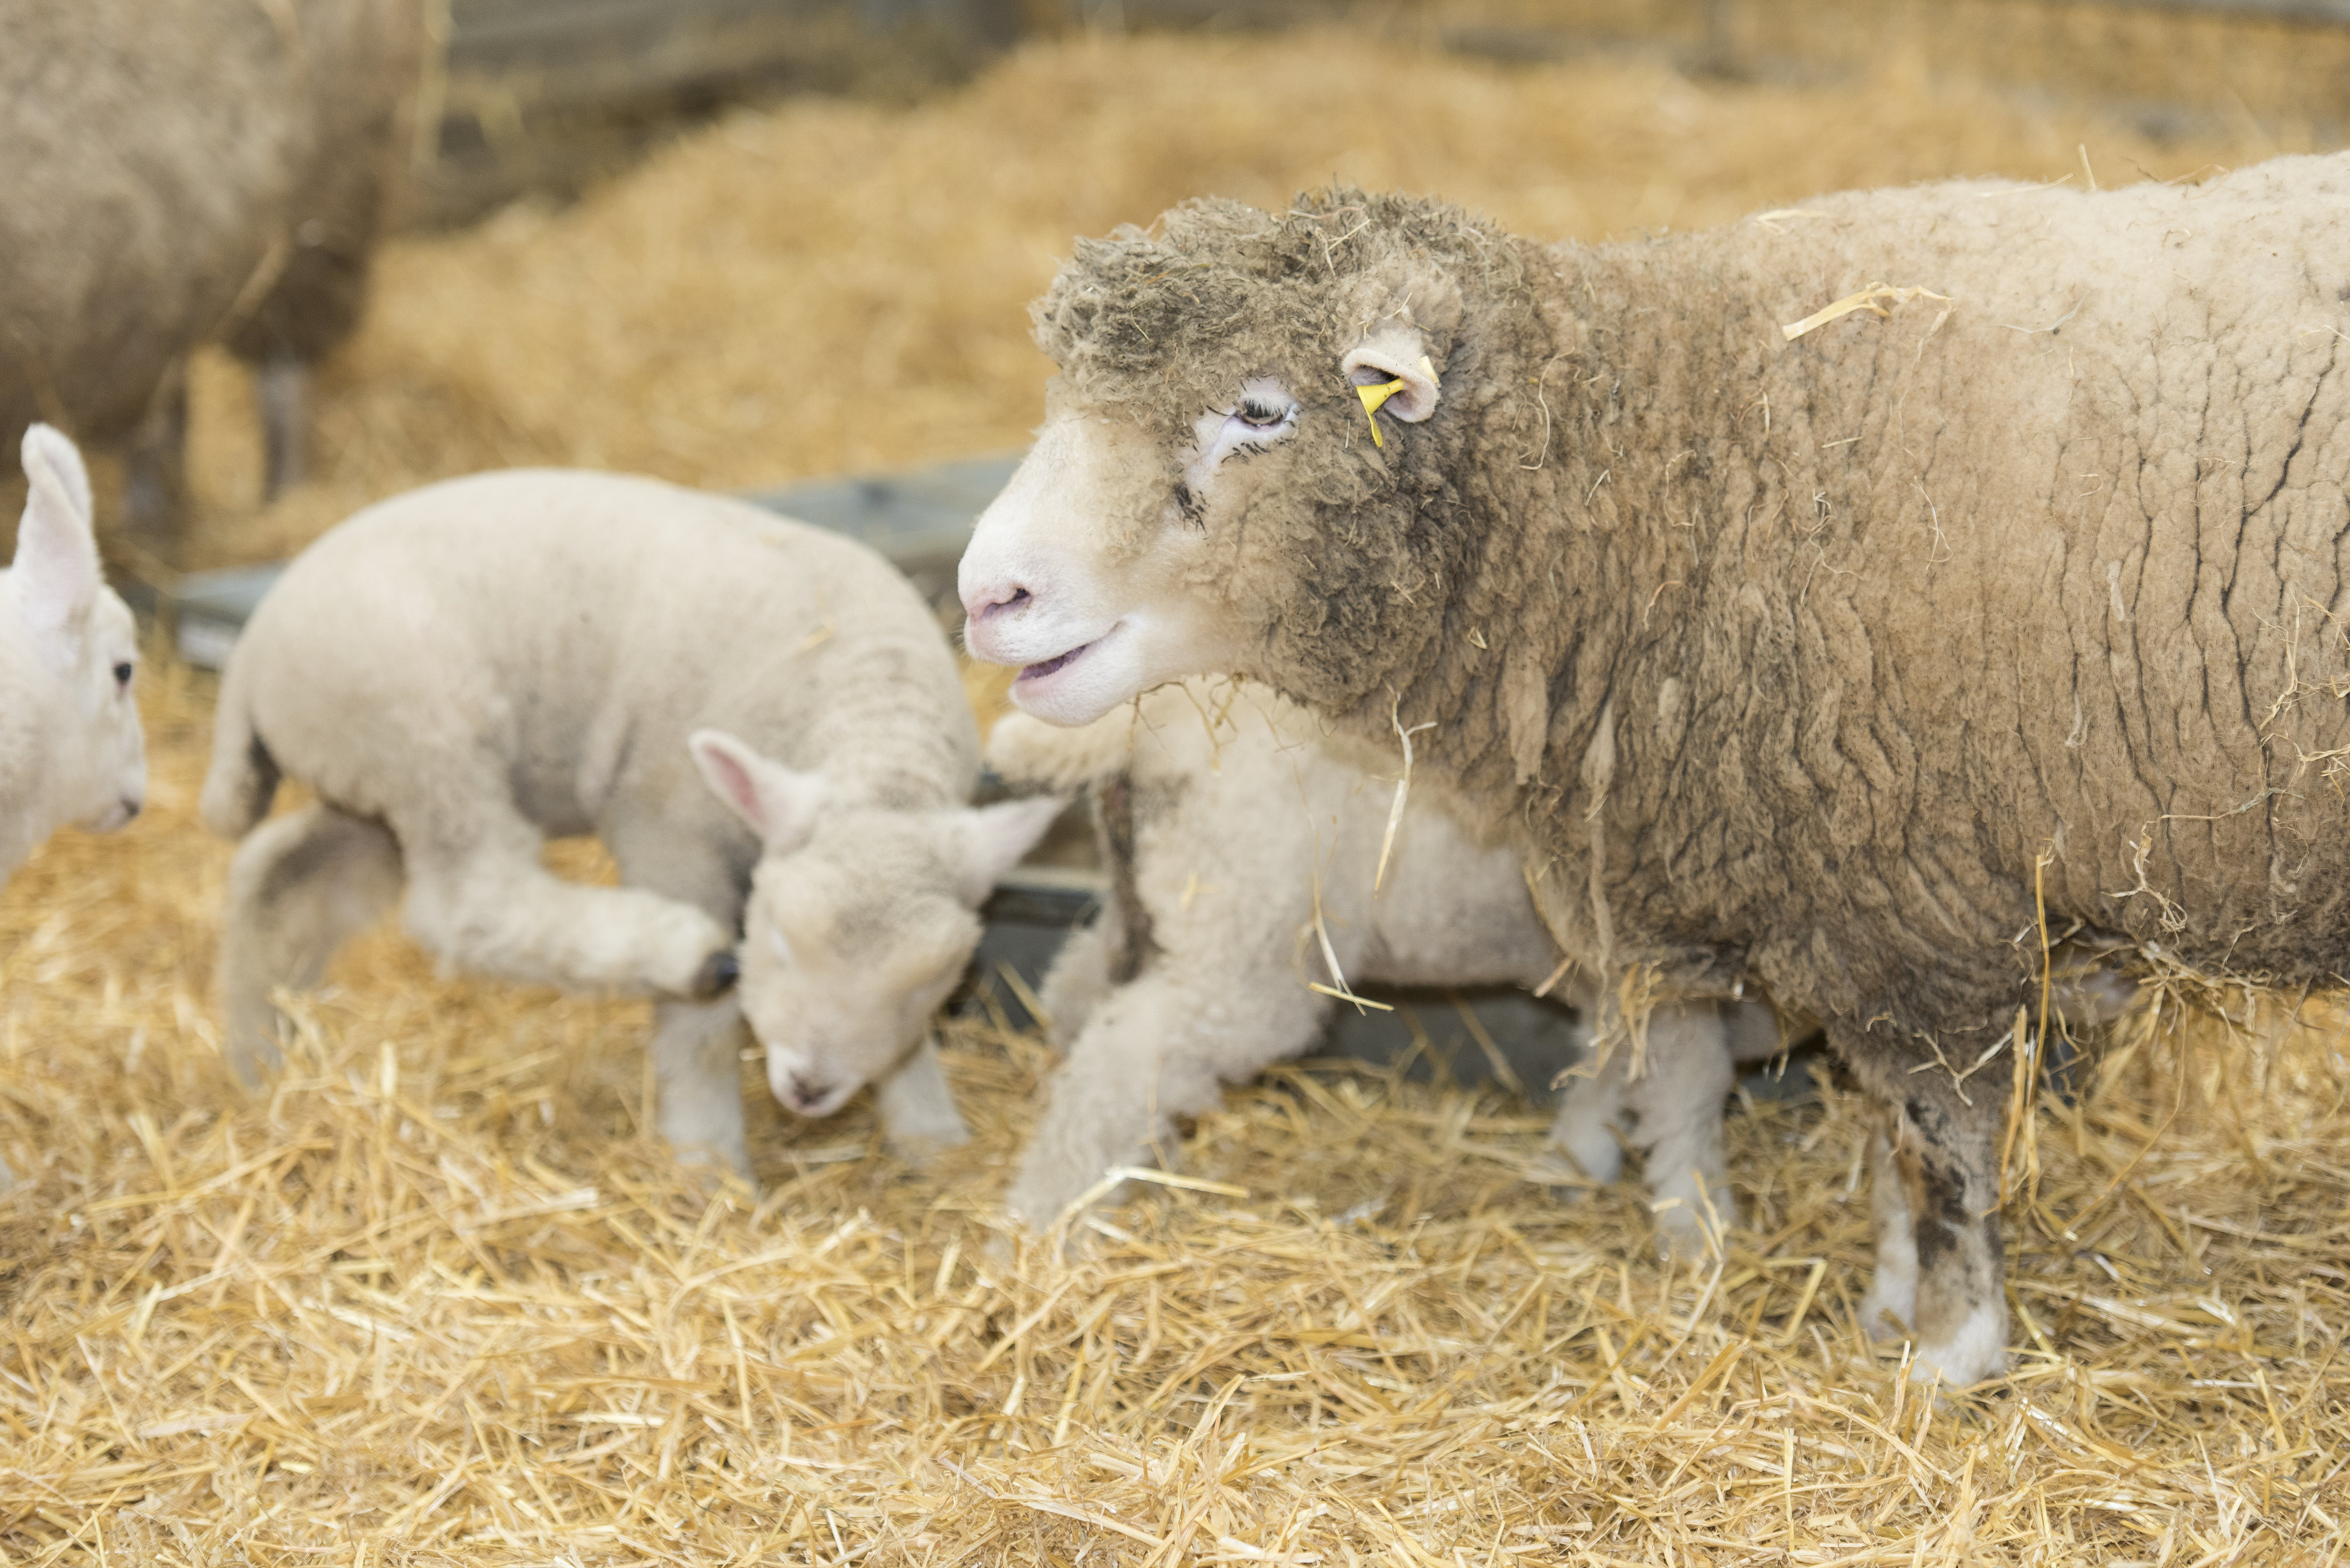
1031, 190, 1568, 717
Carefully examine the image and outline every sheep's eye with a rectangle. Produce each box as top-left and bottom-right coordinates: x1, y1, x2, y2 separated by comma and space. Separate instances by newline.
1235, 397, 1289, 429
111, 661, 133, 690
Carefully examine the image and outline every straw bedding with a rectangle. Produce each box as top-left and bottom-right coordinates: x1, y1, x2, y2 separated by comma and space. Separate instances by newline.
4, 26, 2345, 1565
6, 664, 2347, 1562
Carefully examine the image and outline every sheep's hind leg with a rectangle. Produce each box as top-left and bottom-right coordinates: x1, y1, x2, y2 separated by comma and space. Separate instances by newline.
1623, 1003, 1737, 1258
1545, 1023, 1627, 1187
398, 815, 734, 1001
218, 804, 404, 1087
1843, 1029, 2010, 1391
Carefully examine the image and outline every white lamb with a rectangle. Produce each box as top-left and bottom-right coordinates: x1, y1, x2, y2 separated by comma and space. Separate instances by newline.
201, 470, 1059, 1177
987, 679, 1783, 1248
0, 425, 149, 1191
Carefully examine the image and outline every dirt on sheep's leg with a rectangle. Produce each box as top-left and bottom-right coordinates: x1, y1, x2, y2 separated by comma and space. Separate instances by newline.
218, 803, 404, 1088
1849, 1055, 2010, 1391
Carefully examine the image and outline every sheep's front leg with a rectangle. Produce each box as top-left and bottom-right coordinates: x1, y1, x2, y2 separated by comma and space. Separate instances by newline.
651, 996, 753, 1179
398, 824, 734, 1000
877, 1036, 970, 1168
257, 351, 310, 498
1846, 1036, 2010, 1390
1006, 969, 1328, 1230
218, 804, 404, 1087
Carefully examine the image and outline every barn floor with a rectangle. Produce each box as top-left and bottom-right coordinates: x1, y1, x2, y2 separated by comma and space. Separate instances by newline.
6, 660, 2347, 1564
8, 26, 2349, 1567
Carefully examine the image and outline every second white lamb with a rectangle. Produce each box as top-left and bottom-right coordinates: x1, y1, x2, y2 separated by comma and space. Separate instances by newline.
203, 469, 1059, 1179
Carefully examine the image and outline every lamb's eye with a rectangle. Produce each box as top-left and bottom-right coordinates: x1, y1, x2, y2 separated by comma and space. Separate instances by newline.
111, 661, 133, 690
1235, 397, 1289, 429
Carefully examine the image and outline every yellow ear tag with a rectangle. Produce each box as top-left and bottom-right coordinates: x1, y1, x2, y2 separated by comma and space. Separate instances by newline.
1356, 378, 1407, 448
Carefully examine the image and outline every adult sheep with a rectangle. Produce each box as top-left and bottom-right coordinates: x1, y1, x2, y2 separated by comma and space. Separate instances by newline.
959, 159, 2350, 1389
1, 0, 420, 548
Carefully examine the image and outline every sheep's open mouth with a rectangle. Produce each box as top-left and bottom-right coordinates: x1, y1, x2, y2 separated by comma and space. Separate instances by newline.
1019, 642, 1093, 682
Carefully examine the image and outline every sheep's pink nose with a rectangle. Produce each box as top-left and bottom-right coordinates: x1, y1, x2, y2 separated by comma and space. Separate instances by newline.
962, 582, 1032, 624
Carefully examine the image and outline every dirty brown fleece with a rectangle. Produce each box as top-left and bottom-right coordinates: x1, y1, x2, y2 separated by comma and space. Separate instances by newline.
1030, 156, 2350, 1375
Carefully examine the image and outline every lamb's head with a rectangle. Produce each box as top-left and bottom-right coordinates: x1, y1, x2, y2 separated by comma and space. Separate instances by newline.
689, 729, 1060, 1118
960, 188, 1550, 725
0, 426, 145, 877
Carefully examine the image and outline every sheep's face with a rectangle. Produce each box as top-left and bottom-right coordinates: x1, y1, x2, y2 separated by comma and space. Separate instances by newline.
960, 190, 1510, 727
689, 730, 1062, 1118
1, 426, 145, 875
736, 824, 982, 1118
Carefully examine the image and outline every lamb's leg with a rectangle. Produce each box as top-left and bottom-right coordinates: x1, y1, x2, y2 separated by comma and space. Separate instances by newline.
647, 997, 753, 1178
1842, 1030, 2010, 1390
1006, 967, 1328, 1229
603, 817, 754, 1176
877, 1036, 970, 1168
1545, 1027, 1627, 1186
397, 810, 734, 1000
218, 804, 404, 1087
1036, 914, 1117, 1046
1623, 1003, 1737, 1258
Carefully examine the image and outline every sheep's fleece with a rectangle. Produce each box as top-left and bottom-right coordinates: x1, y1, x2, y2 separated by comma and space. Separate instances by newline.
2, 0, 417, 529
988, 679, 1784, 1239
959, 156, 2350, 1386
204, 471, 1057, 1179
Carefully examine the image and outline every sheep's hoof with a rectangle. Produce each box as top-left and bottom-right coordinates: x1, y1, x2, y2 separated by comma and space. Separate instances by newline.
688, 951, 739, 1001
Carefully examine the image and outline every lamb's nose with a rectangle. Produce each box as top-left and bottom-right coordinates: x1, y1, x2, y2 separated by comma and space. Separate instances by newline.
786, 1073, 831, 1113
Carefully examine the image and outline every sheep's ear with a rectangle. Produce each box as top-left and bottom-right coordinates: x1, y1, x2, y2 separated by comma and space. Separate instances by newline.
1340, 326, 1442, 425
13, 424, 102, 649
688, 728, 826, 851
948, 795, 1065, 906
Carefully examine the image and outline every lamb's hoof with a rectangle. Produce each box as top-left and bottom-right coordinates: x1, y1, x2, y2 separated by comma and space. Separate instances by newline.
886, 1123, 971, 1171
688, 950, 739, 1001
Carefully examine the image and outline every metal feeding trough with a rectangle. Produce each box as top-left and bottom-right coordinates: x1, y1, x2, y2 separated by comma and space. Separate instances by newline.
158, 457, 1815, 1104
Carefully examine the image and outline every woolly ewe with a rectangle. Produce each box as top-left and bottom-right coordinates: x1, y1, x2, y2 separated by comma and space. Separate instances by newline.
205, 470, 1058, 1179
962, 160, 2350, 1387
3, 0, 419, 539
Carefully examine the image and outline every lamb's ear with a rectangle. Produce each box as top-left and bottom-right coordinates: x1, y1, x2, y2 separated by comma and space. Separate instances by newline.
14, 424, 102, 646
1340, 326, 1442, 424
947, 795, 1065, 906
688, 728, 826, 851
